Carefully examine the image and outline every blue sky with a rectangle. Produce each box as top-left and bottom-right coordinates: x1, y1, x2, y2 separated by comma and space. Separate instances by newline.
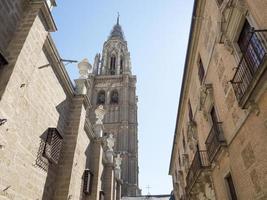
52, 0, 194, 195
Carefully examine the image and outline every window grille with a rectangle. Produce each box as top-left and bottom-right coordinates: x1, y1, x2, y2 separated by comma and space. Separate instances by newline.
231, 20, 267, 104
42, 128, 63, 164
83, 169, 93, 195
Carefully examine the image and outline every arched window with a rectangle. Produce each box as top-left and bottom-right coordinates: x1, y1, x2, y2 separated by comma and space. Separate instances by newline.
97, 90, 105, 104
120, 58, 124, 74
110, 90, 119, 104
110, 56, 116, 75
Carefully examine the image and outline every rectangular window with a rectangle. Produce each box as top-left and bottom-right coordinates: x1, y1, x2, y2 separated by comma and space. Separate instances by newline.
238, 20, 266, 72
231, 19, 267, 103
99, 191, 105, 200
210, 106, 218, 125
83, 169, 93, 195
198, 58, 205, 83
42, 128, 63, 164
188, 100, 193, 122
225, 173, 238, 200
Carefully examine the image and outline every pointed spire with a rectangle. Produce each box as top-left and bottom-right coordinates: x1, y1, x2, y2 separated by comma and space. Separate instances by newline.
117, 12, 120, 25
108, 13, 125, 40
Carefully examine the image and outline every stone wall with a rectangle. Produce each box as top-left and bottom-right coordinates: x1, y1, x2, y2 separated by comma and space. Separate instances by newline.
169, 0, 267, 199
0, 0, 28, 53
0, 13, 72, 199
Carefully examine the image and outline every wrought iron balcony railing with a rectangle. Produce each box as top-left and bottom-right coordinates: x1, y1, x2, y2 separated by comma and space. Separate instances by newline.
185, 148, 210, 194
231, 29, 267, 106
205, 122, 226, 162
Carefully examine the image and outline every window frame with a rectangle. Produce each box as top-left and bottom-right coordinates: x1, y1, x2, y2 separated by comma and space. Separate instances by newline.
188, 100, 193, 122
198, 57, 205, 84
83, 169, 93, 195
42, 128, 63, 164
97, 90, 106, 105
224, 172, 238, 200
110, 90, 119, 104
110, 56, 116, 75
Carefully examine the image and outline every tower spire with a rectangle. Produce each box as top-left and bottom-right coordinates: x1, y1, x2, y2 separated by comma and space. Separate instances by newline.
117, 12, 120, 25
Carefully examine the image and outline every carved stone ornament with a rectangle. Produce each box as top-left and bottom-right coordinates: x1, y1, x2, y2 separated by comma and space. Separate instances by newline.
114, 154, 122, 169
187, 121, 197, 140
78, 58, 92, 79
248, 100, 260, 116
106, 134, 115, 151
114, 154, 122, 179
199, 84, 213, 111
95, 105, 106, 124
235, 0, 248, 14
105, 150, 114, 164
223, 37, 234, 54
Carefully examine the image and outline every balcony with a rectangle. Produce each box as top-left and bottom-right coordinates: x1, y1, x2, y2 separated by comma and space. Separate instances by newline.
231, 29, 267, 107
185, 148, 210, 194
205, 122, 227, 162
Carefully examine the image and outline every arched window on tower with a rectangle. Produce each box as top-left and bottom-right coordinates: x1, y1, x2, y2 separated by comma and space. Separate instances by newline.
97, 90, 105, 104
120, 57, 124, 74
110, 90, 119, 104
110, 56, 116, 75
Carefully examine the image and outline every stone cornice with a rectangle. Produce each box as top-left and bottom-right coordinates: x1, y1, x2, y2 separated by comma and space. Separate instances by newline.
169, 0, 206, 174
43, 34, 75, 97
30, 0, 57, 32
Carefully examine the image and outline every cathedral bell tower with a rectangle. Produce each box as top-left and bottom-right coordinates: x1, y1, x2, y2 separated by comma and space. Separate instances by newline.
88, 16, 141, 197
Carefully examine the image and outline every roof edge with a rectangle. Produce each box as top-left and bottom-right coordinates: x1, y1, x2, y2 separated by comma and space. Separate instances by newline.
168, 0, 200, 175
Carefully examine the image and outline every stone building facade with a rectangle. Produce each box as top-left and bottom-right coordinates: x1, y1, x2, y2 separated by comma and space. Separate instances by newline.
169, 0, 267, 200
88, 18, 141, 197
0, 1, 139, 200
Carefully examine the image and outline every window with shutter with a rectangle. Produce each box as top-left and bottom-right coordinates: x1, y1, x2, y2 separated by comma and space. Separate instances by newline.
83, 169, 93, 195
42, 128, 63, 164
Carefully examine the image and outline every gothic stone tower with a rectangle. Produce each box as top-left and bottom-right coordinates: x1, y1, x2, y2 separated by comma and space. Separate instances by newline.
88, 18, 141, 197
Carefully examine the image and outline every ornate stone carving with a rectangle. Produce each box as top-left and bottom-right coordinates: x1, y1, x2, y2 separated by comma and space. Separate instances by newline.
241, 142, 256, 169
114, 154, 122, 179
199, 84, 213, 111
248, 100, 260, 116
95, 105, 106, 125
103, 134, 115, 164
187, 121, 198, 152
182, 154, 189, 173
78, 58, 92, 79
106, 134, 115, 151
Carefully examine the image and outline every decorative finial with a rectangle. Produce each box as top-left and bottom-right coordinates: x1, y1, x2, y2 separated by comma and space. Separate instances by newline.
117, 12, 120, 25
